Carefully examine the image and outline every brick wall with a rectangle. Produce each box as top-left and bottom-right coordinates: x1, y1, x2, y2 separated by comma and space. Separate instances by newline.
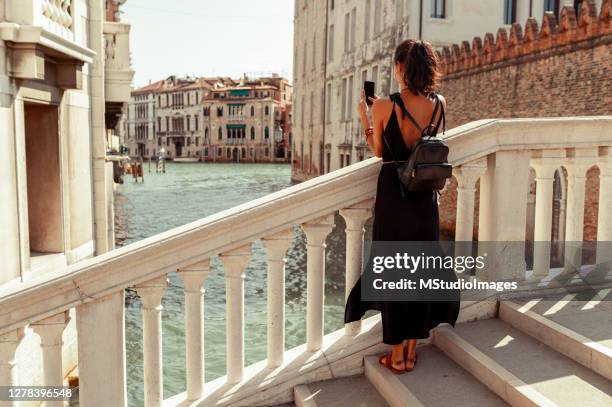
436, 1, 611, 240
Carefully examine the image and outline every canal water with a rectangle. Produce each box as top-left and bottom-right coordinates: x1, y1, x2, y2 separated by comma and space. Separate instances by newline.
114, 162, 372, 406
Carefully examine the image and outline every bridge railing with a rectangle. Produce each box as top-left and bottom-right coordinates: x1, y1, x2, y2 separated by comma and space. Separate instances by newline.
0, 117, 610, 406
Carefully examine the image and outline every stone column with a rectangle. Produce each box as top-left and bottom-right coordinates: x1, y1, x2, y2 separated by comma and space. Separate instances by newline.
339, 200, 373, 336
454, 160, 487, 279
220, 245, 251, 384
531, 150, 565, 278
134, 275, 168, 407
31, 312, 70, 407
0, 329, 23, 407
76, 292, 127, 407
454, 160, 487, 243
563, 149, 597, 274
178, 260, 212, 401
597, 148, 612, 271
477, 151, 531, 280
261, 229, 293, 368
301, 215, 335, 351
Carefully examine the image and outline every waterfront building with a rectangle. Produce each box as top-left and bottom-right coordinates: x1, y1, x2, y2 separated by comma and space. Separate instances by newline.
0, 0, 133, 395
291, 0, 605, 181
126, 74, 293, 163
201, 74, 293, 163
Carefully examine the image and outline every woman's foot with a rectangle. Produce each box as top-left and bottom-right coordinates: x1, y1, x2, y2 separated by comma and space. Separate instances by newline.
379, 344, 406, 373
403, 339, 418, 372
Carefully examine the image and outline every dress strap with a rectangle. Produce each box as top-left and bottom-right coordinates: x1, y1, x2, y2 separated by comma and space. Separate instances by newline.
391, 93, 423, 134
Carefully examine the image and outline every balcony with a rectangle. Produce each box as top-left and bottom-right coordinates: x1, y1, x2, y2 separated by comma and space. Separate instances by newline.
0, 117, 611, 406
103, 21, 134, 103
0, 0, 94, 86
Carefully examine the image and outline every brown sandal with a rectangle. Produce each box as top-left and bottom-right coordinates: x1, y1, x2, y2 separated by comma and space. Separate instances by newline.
378, 352, 406, 374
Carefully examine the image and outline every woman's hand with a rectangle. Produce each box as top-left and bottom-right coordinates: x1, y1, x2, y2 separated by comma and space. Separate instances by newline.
357, 90, 379, 128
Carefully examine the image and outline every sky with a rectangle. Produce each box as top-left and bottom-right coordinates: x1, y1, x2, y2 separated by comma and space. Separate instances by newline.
121, 0, 295, 88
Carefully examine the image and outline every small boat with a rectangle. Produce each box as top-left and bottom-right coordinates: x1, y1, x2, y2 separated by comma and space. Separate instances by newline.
172, 157, 200, 163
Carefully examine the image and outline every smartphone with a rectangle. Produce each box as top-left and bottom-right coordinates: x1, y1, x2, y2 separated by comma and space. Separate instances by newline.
364, 81, 375, 106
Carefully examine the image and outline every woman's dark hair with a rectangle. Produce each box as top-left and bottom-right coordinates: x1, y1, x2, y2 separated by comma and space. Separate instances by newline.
394, 39, 440, 96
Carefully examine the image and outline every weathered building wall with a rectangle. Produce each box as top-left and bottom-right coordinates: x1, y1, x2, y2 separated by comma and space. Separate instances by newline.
437, 1, 611, 240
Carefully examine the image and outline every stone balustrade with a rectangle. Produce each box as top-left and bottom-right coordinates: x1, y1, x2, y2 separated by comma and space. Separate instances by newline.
104, 21, 135, 103
4, 0, 74, 41
0, 117, 611, 406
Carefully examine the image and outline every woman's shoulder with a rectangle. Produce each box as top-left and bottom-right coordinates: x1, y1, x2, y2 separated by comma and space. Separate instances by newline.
371, 96, 395, 117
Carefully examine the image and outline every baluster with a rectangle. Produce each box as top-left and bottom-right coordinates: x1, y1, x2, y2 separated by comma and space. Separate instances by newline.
262, 230, 293, 368
51, 0, 61, 34
453, 160, 487, 279
531, 150, 565, 278
340, 200, 373, 336
178, 260, 212, 401
301, 215, 335, 351
597, 148, 612, 271
31, 311, 70, 407
0, 329, 24, 407
563, 149, 597, 275
76, 292, 127, 407
220, 245, 251, 384
135, 275, 168, 407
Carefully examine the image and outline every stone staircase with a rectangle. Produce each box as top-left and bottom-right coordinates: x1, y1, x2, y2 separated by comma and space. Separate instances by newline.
292, 292, 612, 407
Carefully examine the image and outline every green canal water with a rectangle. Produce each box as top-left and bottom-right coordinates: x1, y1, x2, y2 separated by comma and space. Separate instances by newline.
114, 162, 371, 406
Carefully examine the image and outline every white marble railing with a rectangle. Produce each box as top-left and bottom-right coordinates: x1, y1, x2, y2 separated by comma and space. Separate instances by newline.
0, 117, 611, 406
5, 0, 74, 40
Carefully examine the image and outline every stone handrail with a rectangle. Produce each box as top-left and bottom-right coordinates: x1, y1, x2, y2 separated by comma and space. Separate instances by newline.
0, 116, 611, 406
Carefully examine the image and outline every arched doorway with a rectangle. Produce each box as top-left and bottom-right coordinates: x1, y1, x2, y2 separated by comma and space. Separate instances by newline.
232, 147, 239, 162
175, 141, 183, 157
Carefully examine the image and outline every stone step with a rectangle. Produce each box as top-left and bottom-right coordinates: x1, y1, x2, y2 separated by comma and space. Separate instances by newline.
294, 375, 389, 407
435, 318, 612, 407
500, 298, 612, 380
364, 345, 508, 407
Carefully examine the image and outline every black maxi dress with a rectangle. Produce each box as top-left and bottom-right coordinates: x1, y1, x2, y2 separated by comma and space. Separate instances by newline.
344, 93, 460, 345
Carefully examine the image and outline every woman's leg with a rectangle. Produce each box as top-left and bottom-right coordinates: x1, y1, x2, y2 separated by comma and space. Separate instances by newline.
404, 339, 417, 369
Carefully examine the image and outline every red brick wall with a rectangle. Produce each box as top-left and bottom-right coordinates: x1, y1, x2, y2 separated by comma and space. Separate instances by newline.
436, 1, 611, 240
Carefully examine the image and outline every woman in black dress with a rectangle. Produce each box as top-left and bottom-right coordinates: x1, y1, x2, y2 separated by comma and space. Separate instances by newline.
344, 39, 460, 373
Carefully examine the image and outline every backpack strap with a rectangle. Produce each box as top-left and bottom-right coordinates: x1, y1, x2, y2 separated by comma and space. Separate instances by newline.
424, 94, 446, 137
432, 93, 446, 134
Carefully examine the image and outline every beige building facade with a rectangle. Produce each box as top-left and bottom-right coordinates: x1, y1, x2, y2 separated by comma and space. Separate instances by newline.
0, 0, 133, 390
127, 75, 293, 163
291, 0, 602, 181
201, 75, 292, 163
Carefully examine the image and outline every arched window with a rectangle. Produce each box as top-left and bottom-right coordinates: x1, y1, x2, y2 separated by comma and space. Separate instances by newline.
264, 127, 270, 139
251, 127, 255, 140
242, 149, 246, 158
205, 127, 209, 139
218, 127, 223, 140
251, 106, 255, 116
265, 105, 270, 115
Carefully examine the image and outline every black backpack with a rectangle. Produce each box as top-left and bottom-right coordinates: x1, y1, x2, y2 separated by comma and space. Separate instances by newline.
383, 93, 451, 196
